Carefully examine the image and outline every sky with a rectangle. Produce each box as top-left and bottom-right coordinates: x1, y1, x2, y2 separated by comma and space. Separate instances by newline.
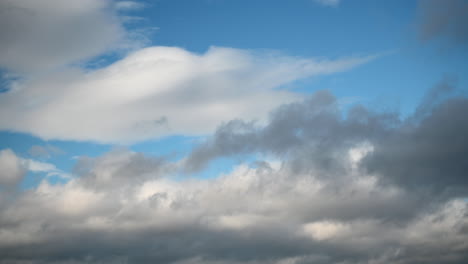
0, 0, 467, 263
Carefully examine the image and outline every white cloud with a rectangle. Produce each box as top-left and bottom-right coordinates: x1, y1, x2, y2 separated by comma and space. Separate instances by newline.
0, 148, 71, 187
0, 149, 26, 186
0, 46, 378, 143
115, 1, 145, 11
0, 0, 131, 73
22, 158, 71, 180
313, 0, 340, 7
302, 221, 349, 240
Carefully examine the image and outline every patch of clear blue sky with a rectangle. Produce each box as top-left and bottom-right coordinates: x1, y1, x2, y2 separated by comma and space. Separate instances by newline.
2, 0, 468, 187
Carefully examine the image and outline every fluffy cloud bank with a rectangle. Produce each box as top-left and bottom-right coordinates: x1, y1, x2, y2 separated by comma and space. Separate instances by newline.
0, 87, 467, 264
0, 46, 376, 143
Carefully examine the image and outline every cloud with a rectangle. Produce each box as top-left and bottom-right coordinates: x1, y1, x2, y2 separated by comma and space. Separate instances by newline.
418, 0, 468, 45
114, 1, 145, 11
0, 148, 70, 187
0, 46, 378, 143
0, 87, 467, 263
185, 80, 468, 197
0, 149, 26, 186
28, 144, 63, 159
313, 0, 340, 7
22, 158, 71, 180
184, 89, 394, 172
0, 0, 138, 74
185, 80, 468, 203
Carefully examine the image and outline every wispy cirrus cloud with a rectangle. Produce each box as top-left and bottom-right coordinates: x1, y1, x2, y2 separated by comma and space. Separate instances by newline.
313, 0, 340, 7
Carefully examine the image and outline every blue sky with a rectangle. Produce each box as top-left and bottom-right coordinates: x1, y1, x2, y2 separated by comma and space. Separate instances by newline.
0, 1, 468, 263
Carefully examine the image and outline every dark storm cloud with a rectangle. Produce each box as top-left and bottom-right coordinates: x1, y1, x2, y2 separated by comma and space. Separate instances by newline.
365, 97, 468, 194
418, 0, 468, 45
185, 90, 398, 172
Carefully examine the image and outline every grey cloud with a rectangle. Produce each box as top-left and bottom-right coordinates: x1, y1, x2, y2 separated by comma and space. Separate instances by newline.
74, 148, 171, 190
418, 0, 468, 45
0, 0, 133, 74
0, 145, 467, 263
185, 80, 468, 199
1, 84, 468, 263
184, 89, 396, 173
365, 96, 468, 194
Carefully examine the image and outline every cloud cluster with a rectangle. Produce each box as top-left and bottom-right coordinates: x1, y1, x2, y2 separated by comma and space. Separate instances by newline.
0, 86, 467, 263
186, 79, 468, 197
0, 46, 376, 143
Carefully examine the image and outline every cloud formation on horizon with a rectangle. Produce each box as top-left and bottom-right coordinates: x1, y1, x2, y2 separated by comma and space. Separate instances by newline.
1, 86, 467, 264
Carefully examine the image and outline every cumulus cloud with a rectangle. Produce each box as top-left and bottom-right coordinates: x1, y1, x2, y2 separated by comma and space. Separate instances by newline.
418, 0, 468, 45
0, 149, 70, 188
0, 46, 378, 143
0, 87, 467, 263
186, 80, 468, 197
0, 0, 144, 74
0, 149, 26, 186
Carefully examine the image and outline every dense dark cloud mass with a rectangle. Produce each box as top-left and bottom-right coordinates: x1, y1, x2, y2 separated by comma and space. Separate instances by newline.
0, 83, 467, 263
187, 80, 468, 197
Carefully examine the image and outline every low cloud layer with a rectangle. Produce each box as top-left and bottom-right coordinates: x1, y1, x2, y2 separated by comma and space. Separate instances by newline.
0, 46, 376, 143
0, 86, 467, 264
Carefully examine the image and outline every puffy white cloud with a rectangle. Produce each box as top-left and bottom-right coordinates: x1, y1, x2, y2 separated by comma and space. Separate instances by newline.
0, 148, 70, 188
0, 149, 26, 186
0, 46, 377, 143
